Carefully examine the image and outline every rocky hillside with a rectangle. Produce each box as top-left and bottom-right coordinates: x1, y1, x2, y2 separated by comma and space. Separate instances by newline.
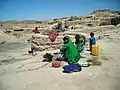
0, 9, 120, 37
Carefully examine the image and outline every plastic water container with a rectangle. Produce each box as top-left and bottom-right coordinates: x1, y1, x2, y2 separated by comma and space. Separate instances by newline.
92, 43, 99, 56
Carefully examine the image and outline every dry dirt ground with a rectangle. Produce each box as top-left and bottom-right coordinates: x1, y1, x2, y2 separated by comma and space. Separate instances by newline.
0, 28, 120, 90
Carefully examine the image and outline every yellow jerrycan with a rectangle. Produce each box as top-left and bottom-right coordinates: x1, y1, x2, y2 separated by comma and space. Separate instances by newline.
92, 42, 99, 56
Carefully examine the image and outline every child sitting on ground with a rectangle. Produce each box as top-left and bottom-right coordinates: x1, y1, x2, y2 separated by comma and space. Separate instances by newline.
75, 34, 85, 53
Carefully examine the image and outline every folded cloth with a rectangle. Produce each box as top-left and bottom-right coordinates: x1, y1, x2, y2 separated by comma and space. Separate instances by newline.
79, 60, 90, 67
53, 53, 64, 61
62, 64, 82, 73
52, 60, 61, 68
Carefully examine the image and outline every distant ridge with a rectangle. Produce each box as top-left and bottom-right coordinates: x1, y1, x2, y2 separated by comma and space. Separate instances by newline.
0, 9, 120, 24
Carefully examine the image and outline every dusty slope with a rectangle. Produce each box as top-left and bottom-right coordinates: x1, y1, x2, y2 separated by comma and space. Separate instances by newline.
0, 29, 17, 43
0, 39, 120, 90
0, 26, 120, 90
0, 30, 12, 42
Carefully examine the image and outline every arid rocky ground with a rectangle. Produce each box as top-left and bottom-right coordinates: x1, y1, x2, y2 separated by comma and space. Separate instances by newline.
0, 10, 120, 90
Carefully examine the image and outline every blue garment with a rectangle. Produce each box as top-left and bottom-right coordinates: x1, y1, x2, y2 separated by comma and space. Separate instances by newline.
89, 36, 96, 51
89, 36, 96, 45
62, 64, 82, 73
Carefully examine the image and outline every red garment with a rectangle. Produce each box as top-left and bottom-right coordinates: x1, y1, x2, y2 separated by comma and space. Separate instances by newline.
33, 27, 40, 34
48, 32, 59, 42
56, 32, 59, 36
52, 61, 61, 68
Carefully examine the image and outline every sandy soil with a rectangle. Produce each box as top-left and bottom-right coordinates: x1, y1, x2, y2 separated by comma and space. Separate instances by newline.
0, 26, 120, 90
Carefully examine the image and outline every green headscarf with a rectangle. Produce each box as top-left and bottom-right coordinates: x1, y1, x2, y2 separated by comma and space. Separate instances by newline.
60, 36, 81, 64
76, 40, 84, 52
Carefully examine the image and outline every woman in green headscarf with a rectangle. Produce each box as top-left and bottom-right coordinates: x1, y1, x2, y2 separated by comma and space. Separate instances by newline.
60, 36, 81, 64
75, 34, 85, 53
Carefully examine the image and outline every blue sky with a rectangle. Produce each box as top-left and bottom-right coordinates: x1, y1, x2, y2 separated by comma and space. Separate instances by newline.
0, 0, 120, 20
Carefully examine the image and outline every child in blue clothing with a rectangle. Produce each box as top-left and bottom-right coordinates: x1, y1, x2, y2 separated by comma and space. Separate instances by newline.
89, 32, 96, 52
